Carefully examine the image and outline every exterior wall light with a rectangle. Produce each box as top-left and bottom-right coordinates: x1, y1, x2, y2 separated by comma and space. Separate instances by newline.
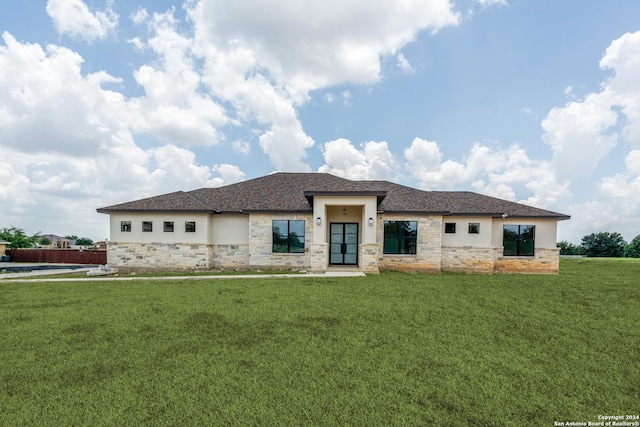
342, 207, 347, 215
368, 217, 374, 226
316, 217, 321, 225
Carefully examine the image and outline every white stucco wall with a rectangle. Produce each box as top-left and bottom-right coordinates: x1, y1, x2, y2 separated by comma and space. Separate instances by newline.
109, 213, 210, 243
441, 217, 493, 247
210, 214, 249, 244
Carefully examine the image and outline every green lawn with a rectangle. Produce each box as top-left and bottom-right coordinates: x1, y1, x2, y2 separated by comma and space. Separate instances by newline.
1, 259, 639, 426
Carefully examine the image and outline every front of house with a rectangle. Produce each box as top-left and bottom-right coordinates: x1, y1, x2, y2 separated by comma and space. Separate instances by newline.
97, 173, 570, 274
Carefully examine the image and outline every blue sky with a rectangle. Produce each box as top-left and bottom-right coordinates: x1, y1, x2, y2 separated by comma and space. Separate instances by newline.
1, 0, 639, 244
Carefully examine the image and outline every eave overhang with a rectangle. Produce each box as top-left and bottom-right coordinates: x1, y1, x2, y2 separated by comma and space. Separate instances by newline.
303, 190, 387, 207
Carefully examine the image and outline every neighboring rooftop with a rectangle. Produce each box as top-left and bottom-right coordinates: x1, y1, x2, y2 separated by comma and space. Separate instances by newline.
97, 172, 570, 219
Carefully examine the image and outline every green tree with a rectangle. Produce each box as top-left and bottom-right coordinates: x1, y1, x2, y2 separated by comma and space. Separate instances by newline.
557, 240, 583, 255
581, 232, 626, 257
625, 235, 640, 258
39, 237, 52, 246
75, 237, 94, 246
0, 226, 41, 249
65, 235, 79, 241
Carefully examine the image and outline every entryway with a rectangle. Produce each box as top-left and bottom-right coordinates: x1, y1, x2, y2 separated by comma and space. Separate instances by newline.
330, 223, 358, 265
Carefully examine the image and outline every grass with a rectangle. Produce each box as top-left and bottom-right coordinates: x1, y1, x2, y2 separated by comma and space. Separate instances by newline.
1, 259, 638, 426
2, 268, 304, 280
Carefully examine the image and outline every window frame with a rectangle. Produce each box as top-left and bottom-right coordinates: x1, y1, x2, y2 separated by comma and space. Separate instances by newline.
503, 225, 535, 256
383, 220, 418, 255
164, 221, 174, 232
121, 221, 131, 232
468, 223, 480, 234
272, 220, 305, 253
142, 221, 153, 232
185, 221, 196, 233
444, 222, 456, 234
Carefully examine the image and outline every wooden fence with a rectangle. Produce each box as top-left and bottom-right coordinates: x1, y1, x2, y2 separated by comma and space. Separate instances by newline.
5, 249, 107, 265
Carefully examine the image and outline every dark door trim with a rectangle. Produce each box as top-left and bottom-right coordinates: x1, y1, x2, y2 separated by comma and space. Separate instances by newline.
329, 223, 358, 265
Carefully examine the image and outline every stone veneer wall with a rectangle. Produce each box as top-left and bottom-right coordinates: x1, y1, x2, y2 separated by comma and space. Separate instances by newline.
441, 246, 560, 274
441, 246, 496, 273
377, 215, 442, 272
248, 213, 313, 270
107, 241, 210, 272
210, 244, 250, 269
493, 247, 560, 274
309, 243, 328, 273
360, 243, 380, 274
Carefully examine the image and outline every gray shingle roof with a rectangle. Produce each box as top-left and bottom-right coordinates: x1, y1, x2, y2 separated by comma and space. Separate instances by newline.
97, 172, 570, 219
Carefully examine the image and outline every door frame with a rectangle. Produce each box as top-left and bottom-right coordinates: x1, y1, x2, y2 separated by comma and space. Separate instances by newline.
329, 222, 359, 266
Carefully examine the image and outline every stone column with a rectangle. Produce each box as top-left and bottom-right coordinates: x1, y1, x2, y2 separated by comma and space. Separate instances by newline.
360, 243, 379, 274
310, 242, 328, 273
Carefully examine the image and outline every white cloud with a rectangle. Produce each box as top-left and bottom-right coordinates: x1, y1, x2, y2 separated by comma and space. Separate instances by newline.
209, 164, 246, 187
46, 0, 118, 42
590, 149, 640, 239
318, 139, 398, 180
342, 90, 352, 105
542, 92, 618, 180
189, 0, 459, 95
474, 0, 509, 7
129, 9, 229, 146
185, 0, 460, 170
130, 8, 150, 25
542, 30, 640, 181
232, 140, 251, 155
0, 32, 128, 156
536, 30, 640, 242
599, 31, 640, 148
397, 53, 414, 73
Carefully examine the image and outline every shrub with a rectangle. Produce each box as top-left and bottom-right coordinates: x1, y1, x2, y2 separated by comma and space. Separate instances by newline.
581, 232, 626, 257
625, 235, 640, 258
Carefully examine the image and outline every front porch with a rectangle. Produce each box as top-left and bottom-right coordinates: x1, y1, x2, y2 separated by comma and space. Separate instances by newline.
308, 196, 382, 274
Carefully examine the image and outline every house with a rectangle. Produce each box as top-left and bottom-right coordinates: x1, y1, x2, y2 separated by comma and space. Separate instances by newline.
40, 234, 73, 248
97, 172, 570, 274
0, 240, 10, 256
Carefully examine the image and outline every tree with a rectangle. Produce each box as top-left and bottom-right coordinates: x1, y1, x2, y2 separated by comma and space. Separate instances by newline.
75, 237, 94, 246
625, 235, 640, 258
0, 226, 41, 249
581, 232, 626, 257
557, 240, 583, 255
39, 237, 52, 246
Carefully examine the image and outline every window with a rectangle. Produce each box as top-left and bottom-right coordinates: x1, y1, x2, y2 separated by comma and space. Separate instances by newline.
272, 220, 305, 253
503, 225, 535, 256
445, 223, 456, 233
121, 221, 131, 232
468, 223, 480, 234
142, 221, 153, 232
164, 222, 174, 232
185, 221, 196, 233
383, 221, 417, 254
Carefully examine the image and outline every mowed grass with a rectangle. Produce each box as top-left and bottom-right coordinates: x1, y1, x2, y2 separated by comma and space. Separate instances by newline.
1, 259, 638, 426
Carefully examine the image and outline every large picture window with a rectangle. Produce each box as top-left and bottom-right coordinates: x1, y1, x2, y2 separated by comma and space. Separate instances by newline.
383, 221, 417, 254
272, 220, 305, 253
503, 225, 535, 256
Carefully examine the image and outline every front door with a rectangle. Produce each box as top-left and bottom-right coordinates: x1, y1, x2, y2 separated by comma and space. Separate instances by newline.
330, 223, 358, 265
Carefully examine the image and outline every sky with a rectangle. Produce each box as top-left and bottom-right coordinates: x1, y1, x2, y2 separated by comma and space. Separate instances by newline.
1, 0, 639, 245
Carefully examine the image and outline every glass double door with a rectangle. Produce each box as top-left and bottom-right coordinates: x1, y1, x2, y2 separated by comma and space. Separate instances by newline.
330, 223, 358, 265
